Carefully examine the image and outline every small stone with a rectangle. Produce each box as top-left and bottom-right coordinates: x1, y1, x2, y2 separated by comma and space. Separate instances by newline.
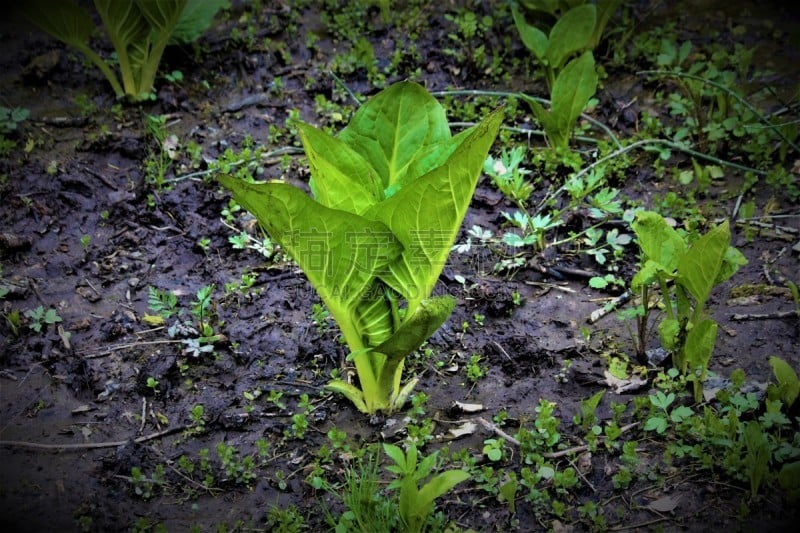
76, 286, 100, 302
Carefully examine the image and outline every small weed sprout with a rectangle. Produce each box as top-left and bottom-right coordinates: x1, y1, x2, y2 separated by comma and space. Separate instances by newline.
466, 354, 488, 383
24, 306, 62, 333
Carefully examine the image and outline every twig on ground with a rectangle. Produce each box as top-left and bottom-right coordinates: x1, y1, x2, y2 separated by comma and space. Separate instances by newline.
0, 425, 189, 452
588, 291, 632, 324
731, 310, 797, 321
476, 417, 640, 460
83, 339, 184, 359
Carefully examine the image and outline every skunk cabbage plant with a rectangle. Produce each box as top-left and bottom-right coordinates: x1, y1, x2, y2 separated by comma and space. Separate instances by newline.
18, 0, 228, 102
219, 82, 502, 414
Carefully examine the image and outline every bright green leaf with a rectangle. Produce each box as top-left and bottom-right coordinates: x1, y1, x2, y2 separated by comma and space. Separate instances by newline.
417, 470, 471, 507
338, 82, 451, 192
170, 0, 228, 44
216, 178, 402, 352
677, 220, 730, 306
364, 108, 503, 312
546, 4, 596, 70
590, 0, 624, 48
298, 122, 381, 214
512, 7, 548, 60
769, 356, 800, 408
631, 211, 687, 273
550, 51, 598, 145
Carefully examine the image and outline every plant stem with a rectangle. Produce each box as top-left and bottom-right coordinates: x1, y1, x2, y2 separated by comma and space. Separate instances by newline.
449, 122, 601, 145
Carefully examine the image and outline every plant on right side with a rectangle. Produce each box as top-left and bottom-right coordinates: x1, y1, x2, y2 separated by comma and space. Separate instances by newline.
627, 210, 747, 401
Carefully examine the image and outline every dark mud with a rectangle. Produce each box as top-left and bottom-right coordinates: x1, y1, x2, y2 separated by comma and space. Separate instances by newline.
1, 1, 799, 531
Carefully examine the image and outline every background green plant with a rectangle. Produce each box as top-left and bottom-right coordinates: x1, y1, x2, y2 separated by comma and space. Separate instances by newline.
629, 211, 747, 400
18, 0, 228, 102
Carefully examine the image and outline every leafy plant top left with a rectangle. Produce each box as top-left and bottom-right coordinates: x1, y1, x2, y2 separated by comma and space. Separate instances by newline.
18, 0, 227, 102
220, 82, 502, 414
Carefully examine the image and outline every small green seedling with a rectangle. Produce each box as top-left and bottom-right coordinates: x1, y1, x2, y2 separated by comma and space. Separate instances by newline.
0, 106, 29, 134
220, 82, 502, 414
484, 146, 533, 203
145, 377, 160, 396
384, 442, 470, 533
766, 356, 799, 409
512, 0, 621, 89
630, 211, 747, 401
24, 306, 62, 333
512, 1, 622, 150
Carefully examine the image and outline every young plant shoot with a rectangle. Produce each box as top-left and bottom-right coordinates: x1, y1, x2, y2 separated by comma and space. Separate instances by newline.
631, 211, 747, 401
220, 82, 502, 414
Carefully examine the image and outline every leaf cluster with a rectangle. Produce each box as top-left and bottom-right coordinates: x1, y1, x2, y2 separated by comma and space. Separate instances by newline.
512, 1, 622, 150
17, 0, 228, 102
630, 211, 747, 401
384, 443, 470, 533
220, 82, 502, 414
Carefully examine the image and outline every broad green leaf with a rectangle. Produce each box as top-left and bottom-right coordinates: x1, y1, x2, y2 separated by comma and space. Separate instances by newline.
407, 445, 420, 472
373, 296, 455, 395
135, 0, 187, 33
716, 245, 748, 285
418, 470, 471, 507
677, 220, 730, 307
338, 81, 451, 192
365, 108, 503, 311
546, 4, 596, 70
170, 0, 228, 44
325, 380, 368, 413
550, 51, 598, 147
512, 7, 548, 60
644, 416, 668, 433
682, 318, 717, 389
216, 177, 402, 350
19, 0, 126, 97
19, 0, 94, 50
398, 127, 475, 196
631, 211, 687, 272
631, 259, 670, 291
590, 0, 624, 48
298, 122, 382, 214
658, 317, 680, 351
416, 453, 438, 481
383, 443, 408, 471
769, 356, 800, 408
